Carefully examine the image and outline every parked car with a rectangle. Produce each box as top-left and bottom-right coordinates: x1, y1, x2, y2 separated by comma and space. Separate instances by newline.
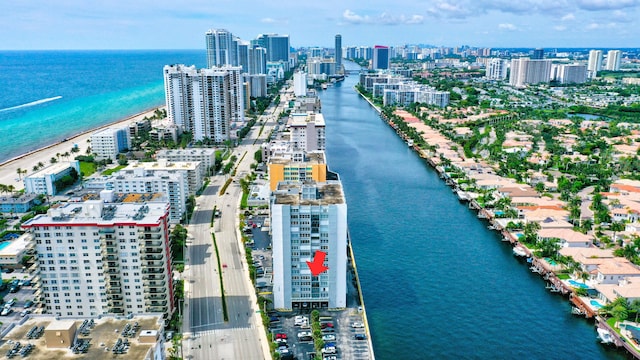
354, 333, 367, 340
24, 300, 34, 308
6, 298, 16, 306
321, 347, 336, 355
294, 315, 308, 326
351, 321, 364, 328
1, 308, 12, 316
321, 334, 336, 342
20, 309, 32, 317
275, 333, 287, 340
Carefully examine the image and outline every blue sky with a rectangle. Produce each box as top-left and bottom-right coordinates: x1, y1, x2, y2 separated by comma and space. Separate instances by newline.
2, 0, 639, 50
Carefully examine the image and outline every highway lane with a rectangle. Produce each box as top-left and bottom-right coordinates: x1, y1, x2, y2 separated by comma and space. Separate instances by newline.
182, 85, 290, 360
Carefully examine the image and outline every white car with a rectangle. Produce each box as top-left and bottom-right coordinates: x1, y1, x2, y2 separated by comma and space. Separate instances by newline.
321, 346, 336, 354
20, 309, 32, 317
322, 334, 336, 342
294, 315, 308, 326
297, 331, 312, 339
351, 321, 364, 328
1, 308, 12, 316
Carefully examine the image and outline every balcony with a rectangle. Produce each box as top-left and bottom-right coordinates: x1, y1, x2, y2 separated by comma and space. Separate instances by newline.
144, 293, 167, 300
141, 268, 164, 274
107, 281, 121, 290
141, 248, 163, 255
142, 273, 165, 281
143, 240, 163, 247
142, 261, 164, 268
144, 254, 164, 261
145, 300, 168, 307
107, 294, 124, 301
144, 286, 166, 293
148, 305, 168, 313
139, 233, 162, 240
140, 227, 161, 233
107, 273, 121, 281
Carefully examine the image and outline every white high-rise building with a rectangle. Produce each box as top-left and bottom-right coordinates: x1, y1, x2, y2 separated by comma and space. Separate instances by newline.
22, 199, 175, 318
606, 50, 622, 71
509, 58, 552, 88
164, 64, 244, 142
271, 180, 347, 310
122, 160, 202, 196
289, 113, 326, 151
110, 169, 188, 223
205, 29, 239, 68
91, 127, 131, 161
293, 71, 307, 97
557, 64, 587, 84
156, 148, 216, 178
249, 47, 267, 75
485, 58, 508, 80
588, 50, 603, 78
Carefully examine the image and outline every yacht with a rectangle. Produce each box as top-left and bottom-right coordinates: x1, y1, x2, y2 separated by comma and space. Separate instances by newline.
512, 245, 527, 257
597, 328, 614, 344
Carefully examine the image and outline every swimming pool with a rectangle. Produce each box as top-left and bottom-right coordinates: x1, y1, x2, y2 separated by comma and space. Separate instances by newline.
568, 280, 590, 289
544, 257, 558, 266
590, 299, 604, 309
0, 241, 11, 251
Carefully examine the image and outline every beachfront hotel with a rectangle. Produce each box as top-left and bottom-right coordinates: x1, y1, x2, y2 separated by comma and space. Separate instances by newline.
271, 180, 348, 310
24, 161, 81, 196
163, 64, 244, 143
121, 160, 202, 196
21, 199, 175, 319
90, 127, 131, 161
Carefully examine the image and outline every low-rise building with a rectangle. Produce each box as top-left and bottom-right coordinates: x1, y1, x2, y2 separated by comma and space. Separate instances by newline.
24, 161, 81, 196
91, 127, 131, 161
0, 233, 32, 269
156, 148, 216, 177
123, 160, 202, 195
0, 193, 39, 213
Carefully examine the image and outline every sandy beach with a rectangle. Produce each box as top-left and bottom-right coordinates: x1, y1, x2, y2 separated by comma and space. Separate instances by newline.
0, 107, 164, 192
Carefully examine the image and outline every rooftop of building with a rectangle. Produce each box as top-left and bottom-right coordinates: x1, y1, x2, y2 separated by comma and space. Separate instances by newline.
27, 162, 77, 178
269, 151, 326, 165
156, 148, 216, 156
0, 233, 32, 256
289, 113, 325, 127
125, 160, 199, 171
274, 181, 344, 205
0, 193, 38, 204
92, 127, 127, 137
22, 199, 168, 228
0, 314, 163, 360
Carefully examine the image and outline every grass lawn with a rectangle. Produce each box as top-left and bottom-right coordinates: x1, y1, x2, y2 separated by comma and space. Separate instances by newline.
607, 317, 622, 335
79, 161, 97, 177
241, 191, 248, 209
556, 273, 571, 280
102, 165, 126, 176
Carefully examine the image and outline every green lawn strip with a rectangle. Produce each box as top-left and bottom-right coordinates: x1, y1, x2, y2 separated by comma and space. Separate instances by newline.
79, 161, 96, 177
556, 273, 571, 280
101, 164, 126, 175
219, 177, 233, 196
211, 233, 229, 322
240, 191, 248, 209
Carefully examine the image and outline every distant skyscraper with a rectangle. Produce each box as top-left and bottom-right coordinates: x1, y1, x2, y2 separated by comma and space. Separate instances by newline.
293, 71, 307, 97
164, 64, 244, 142
509, 58, 552, 87
372, 45, 390, 70
557, 64, 587, 84
587, 50, 603, 78
335, 34, 342, 71
258, 34, 290, 62
248, 46, 267, 75
238, 41, 250, 73
532, 48, 544, 60
606, 50, 622, 71
205, 29, 239, 68
485, 58, 508, 80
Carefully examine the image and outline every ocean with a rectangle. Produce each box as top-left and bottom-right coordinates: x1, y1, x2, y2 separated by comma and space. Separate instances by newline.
0, 50, 205, 163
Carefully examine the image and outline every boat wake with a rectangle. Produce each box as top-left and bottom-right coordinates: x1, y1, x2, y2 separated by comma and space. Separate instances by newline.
0, 96, 62, 112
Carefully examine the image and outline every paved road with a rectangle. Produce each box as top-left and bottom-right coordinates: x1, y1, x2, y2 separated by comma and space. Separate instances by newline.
182, 87, 290, 360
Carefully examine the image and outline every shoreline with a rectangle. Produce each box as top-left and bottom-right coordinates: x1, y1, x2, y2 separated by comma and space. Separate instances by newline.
0, 106, 161, 168
0, 106, 164, 190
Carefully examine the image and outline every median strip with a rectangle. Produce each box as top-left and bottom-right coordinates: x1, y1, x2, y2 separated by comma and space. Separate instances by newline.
211, 233, 229, 322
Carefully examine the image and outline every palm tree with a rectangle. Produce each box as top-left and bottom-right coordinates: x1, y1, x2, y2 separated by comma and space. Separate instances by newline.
631, 299, 640, 323
32, 165, 39, 172
16, 168, 23, 180
50, 157, 58, 164
37, 162, 44, 169
62, 151, 70, 160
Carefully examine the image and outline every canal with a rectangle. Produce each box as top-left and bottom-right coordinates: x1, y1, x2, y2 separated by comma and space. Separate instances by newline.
318, 65, 627, 359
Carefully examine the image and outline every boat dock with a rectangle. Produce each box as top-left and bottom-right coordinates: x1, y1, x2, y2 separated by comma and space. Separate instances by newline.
595, 317, 640, 358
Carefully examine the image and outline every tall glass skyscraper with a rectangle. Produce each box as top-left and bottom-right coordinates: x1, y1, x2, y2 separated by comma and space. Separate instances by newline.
372, 45, 390, 70
335, 34, 342, 71
205, 29, 239, 68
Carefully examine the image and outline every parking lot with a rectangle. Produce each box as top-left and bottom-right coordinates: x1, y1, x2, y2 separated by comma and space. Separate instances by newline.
267, 309, 370, 360
0, 274, 40, 331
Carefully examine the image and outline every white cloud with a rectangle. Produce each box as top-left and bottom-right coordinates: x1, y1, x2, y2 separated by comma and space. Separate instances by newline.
342, 9, 424, 25
576, 0, 640, 11
586, 22, 618, 29
427, 1, 472, 18
554, 25, 567, 31
498, 23, 518, 30
561, 13, 575, 21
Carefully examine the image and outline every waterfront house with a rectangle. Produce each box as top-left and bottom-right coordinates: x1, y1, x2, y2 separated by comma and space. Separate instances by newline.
559, 247, 616, 280
595, 259, 640, 285
595, 277, 640, 305
498, 186, 539, 199
538, 228, 592, 248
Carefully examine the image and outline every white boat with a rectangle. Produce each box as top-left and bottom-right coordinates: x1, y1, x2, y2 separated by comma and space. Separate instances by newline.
512, 246, 527, 257
407, 139, 414, 147
597, 328, 614, 344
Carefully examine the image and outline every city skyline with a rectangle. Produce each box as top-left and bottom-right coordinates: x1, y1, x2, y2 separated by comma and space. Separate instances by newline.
2, 0, 640, 50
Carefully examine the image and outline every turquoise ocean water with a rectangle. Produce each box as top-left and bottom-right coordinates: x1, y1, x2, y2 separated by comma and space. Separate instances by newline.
0, 50, 205, 163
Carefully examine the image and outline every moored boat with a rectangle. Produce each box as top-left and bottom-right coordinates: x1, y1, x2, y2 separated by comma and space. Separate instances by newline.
597, 328, 614, 344
512, 245, 527, 257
